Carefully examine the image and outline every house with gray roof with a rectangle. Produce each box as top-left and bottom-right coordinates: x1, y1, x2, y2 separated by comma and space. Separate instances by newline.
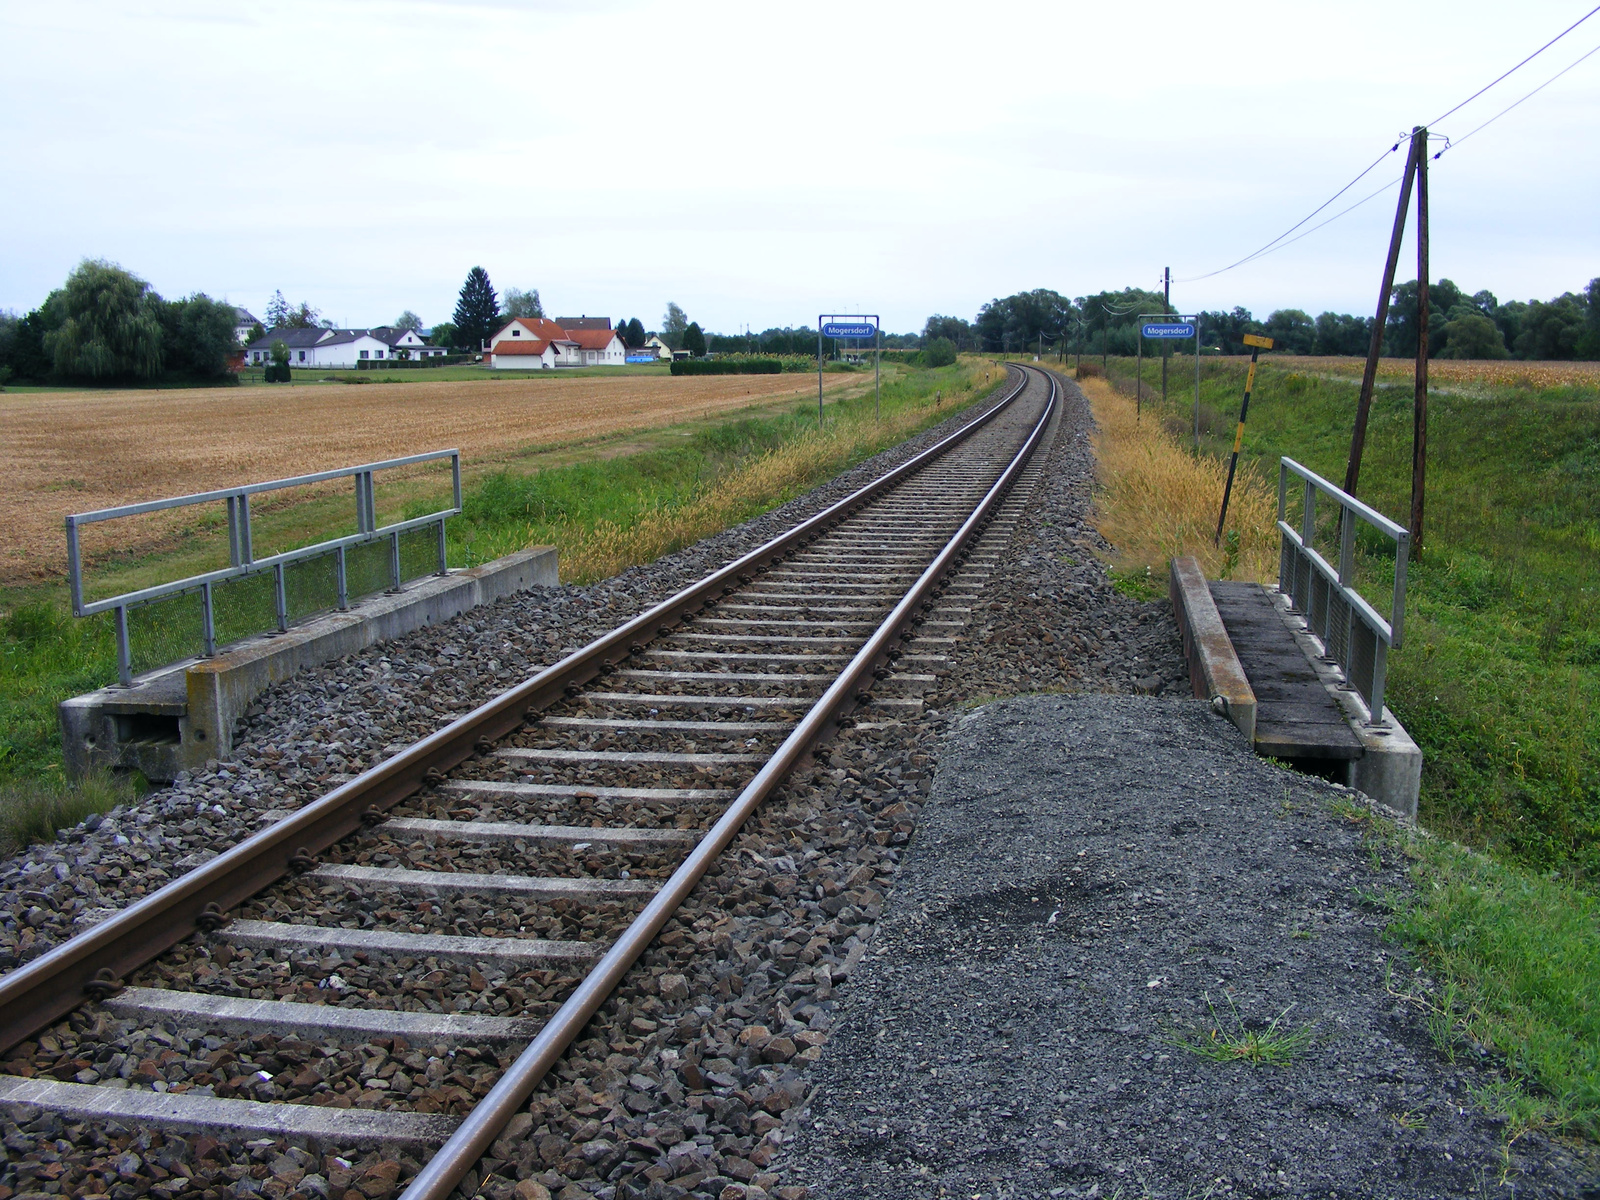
243, 325, 446, 368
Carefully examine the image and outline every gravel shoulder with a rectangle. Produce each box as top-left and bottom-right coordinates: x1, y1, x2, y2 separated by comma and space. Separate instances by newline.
780, 694, 1597, 1199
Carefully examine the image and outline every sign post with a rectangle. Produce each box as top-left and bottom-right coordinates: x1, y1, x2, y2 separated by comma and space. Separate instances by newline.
1137, 314, 1201, 444
818, 315, 880, 422
1215, 333, 1274, 543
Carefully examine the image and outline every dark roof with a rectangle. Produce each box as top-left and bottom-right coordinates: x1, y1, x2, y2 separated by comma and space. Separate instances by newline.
244, 326, 392, 351
233, 307, 261, 325
245, 326, 330, 350
555, 316, 611, 331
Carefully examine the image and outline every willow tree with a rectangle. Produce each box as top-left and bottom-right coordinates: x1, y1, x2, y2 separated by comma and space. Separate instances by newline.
45, 259, 164, 380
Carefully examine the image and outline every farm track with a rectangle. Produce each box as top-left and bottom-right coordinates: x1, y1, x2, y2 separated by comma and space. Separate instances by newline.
0, 366, 1059, 1199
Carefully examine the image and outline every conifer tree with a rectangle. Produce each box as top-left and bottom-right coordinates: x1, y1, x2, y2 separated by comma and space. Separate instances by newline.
453, 267, 499, 351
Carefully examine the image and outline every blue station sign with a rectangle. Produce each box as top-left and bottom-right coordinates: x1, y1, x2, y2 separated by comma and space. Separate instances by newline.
822, 322, 877, 339
1142, 322, 1196, 339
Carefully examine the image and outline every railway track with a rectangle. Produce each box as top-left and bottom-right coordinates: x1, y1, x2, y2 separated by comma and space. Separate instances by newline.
0, 364, 1059, 1198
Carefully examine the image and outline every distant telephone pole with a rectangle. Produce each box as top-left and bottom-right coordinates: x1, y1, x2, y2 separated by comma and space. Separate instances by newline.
1410, 133, 1430, 560
1346, 127, 1425, 497
1162, 266, 1171, 407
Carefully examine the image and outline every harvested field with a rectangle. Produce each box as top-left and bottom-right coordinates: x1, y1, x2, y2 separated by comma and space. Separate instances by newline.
1261, 356, 1600, 390
0, 373, 859, 583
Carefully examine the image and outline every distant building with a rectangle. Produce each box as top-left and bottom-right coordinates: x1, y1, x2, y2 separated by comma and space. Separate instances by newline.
639, 336, 673, 361
554, 316, 612, 332
488, 318, 625, 369
232, 308, 263, 346
242, 325, 447, 369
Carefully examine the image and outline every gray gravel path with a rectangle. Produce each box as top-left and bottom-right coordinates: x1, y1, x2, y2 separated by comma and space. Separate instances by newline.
781, 694, 1598, 1199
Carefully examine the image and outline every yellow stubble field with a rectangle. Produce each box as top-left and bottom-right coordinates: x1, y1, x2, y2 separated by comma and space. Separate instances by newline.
0, 372, 858, 584
1277, 356, 1600, 389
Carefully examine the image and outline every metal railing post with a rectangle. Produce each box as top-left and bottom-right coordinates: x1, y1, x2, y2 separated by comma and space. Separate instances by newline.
336, 546, 349, 611
200, 581, 216, 657
1369, 644, 1389, 727
115, 605, 132, 687
1337, 505, 1356, 586
436, 518, 449, 576
452, 452, 462, 511
273, 562, 289, 633
239, 493, 253, 564
66, 516, 85, 618
226, 497, 242, 568
389, 530, 403, 593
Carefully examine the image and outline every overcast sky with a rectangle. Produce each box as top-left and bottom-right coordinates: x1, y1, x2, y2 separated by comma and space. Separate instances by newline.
3, 0, 1597, 334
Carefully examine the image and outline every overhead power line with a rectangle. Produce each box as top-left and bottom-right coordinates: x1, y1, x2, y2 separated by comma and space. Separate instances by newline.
1439, 39, 1600, 154
1427, 3, 1600, 125
1174, 145, 1401, 283
1177, 5, 1600, 284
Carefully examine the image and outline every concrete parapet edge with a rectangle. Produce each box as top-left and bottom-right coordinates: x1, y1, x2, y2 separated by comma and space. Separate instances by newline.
1168, 555, 1256, 744
1266, 589, 1423, 819
60, 546, 558, 781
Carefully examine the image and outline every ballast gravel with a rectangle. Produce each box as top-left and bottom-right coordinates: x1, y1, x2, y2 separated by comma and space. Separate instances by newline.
0, 385, 1015, 972
780, 694, 1598, 1199
7, 368, 1588, 1200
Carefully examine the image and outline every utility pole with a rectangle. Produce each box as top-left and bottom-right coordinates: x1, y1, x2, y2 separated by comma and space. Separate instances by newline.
1162, 267, 1171, 408
1346, 128, 1424, 497
1410, 129, 1430, 559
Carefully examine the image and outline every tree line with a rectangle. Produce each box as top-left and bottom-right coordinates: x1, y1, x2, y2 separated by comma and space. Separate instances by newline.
0, 260, 241, 385
922, 279, 1600, 361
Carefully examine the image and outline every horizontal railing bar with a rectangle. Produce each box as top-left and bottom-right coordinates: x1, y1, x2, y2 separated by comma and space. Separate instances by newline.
1280, 456, 1406, 539
77, 510, 457, 616
66, 449, 460, 526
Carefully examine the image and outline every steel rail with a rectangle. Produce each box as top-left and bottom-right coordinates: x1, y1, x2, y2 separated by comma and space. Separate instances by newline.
400, 367, 1058, 1199
0, 366, 1031, 1056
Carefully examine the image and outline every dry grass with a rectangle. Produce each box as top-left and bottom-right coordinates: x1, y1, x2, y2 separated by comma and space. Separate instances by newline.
0, 373, 858, 583
1261, 356, 1600, 391
1080, 376, 1278, 581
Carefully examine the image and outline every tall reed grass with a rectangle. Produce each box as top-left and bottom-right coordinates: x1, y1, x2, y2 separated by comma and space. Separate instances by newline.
1080, 376, 1278, 582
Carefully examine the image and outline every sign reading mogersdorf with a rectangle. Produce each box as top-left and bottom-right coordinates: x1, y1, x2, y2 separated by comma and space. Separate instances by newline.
1142, 322, 1196, 339
822, 322, 877, 339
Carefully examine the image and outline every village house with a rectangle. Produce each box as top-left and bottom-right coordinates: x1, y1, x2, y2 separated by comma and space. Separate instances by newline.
243, 326, 447, 368
232, 307, 263, 346
487, 317, 625, 369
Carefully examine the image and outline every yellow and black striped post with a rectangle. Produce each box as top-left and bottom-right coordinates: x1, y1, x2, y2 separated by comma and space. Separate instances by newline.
1215, 333, 1274, 543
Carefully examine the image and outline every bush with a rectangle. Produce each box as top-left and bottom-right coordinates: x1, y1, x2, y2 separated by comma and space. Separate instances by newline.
923, 337, 958, 368
263, 362, 291, 383
1075, 362, 1104, 380
670, 359, 782, 376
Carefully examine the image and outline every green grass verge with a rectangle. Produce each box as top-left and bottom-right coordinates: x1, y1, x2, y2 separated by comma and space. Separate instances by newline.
1348, 802, 1600, 1142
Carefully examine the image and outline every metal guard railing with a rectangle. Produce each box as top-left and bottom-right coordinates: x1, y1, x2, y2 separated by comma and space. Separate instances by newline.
1276, 457, 1408, 725
67, 450, 462, 686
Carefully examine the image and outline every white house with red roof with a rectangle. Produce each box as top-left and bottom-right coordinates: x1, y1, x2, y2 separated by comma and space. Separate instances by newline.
488, 317, 625, 369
